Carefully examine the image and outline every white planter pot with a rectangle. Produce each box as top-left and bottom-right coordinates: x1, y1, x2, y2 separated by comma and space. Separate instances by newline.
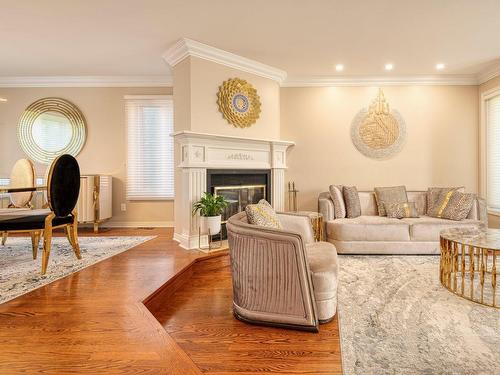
201, 215, 222, 235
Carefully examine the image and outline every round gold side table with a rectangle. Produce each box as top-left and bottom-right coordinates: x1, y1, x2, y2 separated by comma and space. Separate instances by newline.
440, 227, 498, 308
296, 211, 324, 242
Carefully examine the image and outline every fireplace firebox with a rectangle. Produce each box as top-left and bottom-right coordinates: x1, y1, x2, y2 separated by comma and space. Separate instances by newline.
207, 169, 271, 236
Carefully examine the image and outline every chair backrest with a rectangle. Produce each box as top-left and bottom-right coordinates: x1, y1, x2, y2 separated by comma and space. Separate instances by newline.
47, 154, 80, 217
226, 212, 318, 329
9, 158, 35, 208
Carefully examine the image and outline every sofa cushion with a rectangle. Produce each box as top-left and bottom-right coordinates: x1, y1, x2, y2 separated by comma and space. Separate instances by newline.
329, 185, 346, 219
374, 186, 408, 216
385, 201, 419, 219
305, 242, 338, 301
426, 187, 464, 215
343, 186, 361, 218
327, 216, 410, 241
427, 190, 475, 221
401, 216, 482, 241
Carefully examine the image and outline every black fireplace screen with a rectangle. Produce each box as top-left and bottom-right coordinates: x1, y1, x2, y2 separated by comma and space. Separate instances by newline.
214, 184, 266, 223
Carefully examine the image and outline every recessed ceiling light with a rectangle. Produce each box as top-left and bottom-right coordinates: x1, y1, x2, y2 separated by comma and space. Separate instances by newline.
335, 64, 344, 72
0, 98, 7, 103
385, 63, 394, 71
436, 63, 445, 70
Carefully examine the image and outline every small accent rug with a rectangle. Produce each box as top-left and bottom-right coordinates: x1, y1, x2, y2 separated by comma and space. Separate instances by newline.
0, 236, 155, 304
338, 256, 500, 375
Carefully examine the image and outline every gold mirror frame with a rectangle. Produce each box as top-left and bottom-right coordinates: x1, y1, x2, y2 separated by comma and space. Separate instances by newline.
18, 97, 87, 164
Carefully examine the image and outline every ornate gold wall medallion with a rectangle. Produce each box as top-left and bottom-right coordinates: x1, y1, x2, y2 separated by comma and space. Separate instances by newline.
351, 89, 406, 159
18, 97, 87, 164
217, 78, 261, 128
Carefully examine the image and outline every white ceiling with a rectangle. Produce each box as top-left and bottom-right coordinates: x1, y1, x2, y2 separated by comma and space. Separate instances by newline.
1, 0, 500, 80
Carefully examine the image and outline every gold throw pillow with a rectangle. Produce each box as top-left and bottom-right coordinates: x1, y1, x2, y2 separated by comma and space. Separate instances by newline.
385, 202, 419, 219
246, 202, 282, 229
427, 190, 474, 221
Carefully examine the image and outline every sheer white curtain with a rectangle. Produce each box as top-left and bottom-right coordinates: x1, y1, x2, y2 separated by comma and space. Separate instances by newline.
487, 93, 500, 210
125, 95, 174, 200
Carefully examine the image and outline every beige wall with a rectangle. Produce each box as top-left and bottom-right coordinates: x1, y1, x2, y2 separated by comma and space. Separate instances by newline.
281, 85, 479, 212
0, 86, 173, 226
479, 76, 500, 228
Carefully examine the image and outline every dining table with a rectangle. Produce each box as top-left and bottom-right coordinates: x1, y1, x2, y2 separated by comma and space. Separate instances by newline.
0, 185, 47, 220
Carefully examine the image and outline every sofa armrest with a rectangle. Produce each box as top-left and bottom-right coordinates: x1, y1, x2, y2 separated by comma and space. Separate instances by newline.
277, 212, 315, 245
318, 192, 335, 222
477, 196, 488, 226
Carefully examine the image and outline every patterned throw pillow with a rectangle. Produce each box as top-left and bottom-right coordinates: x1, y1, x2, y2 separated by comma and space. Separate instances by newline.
329, 185, 346, 219
258, 199, 272, 208
427, 190, 474, 221
374, 186, 408, 216
343, 186, 361, 218
385, 202, 419, 219
245, 201, 282, 229
426, 187, 464, 215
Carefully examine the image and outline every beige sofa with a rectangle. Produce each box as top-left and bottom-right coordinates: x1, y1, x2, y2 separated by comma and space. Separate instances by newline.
227, 211, 338, 331
318, 190, 487, 254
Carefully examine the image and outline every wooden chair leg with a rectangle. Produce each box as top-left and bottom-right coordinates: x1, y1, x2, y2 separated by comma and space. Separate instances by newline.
1, 232, 7, 246
30, 231, 41, 260
41, 214, 55, 275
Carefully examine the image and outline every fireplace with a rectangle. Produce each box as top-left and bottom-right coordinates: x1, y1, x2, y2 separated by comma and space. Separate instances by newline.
173, 131, 294, 249
207, 169, 271, 228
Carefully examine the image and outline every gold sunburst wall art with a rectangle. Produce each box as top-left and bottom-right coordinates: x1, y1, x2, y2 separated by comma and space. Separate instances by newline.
350, 88, 406, 159
217, 78, 261, 128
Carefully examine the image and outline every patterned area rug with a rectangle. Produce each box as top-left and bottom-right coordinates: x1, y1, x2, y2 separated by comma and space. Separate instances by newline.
338, 256, 500, 375
0, 236, 155, 304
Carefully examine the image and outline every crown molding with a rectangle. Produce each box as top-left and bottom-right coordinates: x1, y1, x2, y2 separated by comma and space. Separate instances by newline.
0, 75, 172, 88
477, 63, 500, 85
162, 38, 287, 84
282, 74, 478, 87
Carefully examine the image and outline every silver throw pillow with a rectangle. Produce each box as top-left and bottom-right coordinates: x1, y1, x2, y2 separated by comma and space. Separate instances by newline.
329, 184, 346, 219
374, 186, 408, 216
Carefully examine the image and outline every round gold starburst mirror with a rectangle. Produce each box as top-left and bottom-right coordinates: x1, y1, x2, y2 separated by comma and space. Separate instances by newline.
217, 78, 261, 128
351, 89, 406, 159
18, 97, 87, 164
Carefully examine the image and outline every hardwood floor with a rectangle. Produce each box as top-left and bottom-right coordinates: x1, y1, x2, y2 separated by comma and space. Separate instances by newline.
151, 255, 343, 375
0, 227, 342, 374
0, 227, 203, 374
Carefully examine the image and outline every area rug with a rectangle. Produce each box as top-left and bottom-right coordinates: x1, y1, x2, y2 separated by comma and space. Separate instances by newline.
337, 255, 500, 375
0, 236, 155, 304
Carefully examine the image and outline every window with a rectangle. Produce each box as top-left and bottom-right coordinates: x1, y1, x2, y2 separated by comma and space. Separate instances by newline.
125, 95, 174, 200
487, 93, 500, 210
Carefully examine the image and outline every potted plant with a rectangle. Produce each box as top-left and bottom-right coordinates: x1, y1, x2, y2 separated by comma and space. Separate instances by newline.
192, 192, 228, 235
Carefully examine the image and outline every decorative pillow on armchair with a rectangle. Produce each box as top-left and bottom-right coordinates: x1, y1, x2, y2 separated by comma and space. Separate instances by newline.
374, 186, 408, 216
385, 202, 419, 219
246, 201, 282, 229
427, 190, 474, 221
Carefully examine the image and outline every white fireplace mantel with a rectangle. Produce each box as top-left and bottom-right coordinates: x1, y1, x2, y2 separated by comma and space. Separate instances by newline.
173, 131, 294, 249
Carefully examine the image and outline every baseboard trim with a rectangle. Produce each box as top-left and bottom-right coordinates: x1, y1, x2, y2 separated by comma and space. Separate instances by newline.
80, 221, 174, 228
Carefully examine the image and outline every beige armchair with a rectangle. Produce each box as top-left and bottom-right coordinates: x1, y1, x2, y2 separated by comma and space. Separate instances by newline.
226, 211, 338, 332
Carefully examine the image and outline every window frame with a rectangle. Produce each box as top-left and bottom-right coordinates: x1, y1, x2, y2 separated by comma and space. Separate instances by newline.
480, 86, 500, 216
124, 94, 174, 201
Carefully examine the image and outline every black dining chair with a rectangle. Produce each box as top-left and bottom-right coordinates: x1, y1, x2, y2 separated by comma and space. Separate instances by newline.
0, 154, 81, 274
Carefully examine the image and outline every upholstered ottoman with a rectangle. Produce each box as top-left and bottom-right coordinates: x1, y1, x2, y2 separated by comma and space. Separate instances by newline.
305, 241, 339, 323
